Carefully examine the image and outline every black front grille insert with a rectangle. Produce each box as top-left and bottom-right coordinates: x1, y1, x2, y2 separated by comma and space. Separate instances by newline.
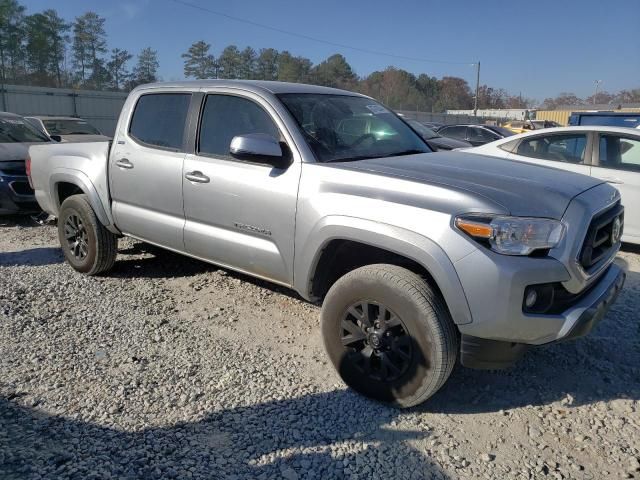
579, 202, 624, 270
9, 181, 34, 196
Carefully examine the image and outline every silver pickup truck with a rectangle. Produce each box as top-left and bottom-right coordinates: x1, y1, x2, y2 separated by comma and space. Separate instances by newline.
28, 80, 626, 407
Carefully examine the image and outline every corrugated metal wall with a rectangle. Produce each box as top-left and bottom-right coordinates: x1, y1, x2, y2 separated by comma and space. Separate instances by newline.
0, 84, 127, 135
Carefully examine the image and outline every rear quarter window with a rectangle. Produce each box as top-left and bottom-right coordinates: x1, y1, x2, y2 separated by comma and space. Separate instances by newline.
498, 139, 519, 153
128, 93, 191, 150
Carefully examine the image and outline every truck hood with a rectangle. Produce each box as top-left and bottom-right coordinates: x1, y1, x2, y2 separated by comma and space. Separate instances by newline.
335, 151, 603, 219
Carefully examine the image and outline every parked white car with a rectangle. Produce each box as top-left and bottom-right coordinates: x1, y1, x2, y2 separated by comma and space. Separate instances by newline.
464, 126, 640, 244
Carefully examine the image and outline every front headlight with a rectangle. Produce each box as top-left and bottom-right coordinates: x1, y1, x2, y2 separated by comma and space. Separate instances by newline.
455, 215, 565, 255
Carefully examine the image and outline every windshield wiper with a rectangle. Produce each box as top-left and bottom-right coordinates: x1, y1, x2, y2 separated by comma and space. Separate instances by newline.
323, 149, 427, 163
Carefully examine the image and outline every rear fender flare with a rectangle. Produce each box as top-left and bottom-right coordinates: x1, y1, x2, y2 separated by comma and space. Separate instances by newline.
50, 170, 116, 232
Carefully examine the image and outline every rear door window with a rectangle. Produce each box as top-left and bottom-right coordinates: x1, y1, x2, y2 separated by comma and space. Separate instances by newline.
469, 127, 498, 142
439, 126, 467, 140
129, 93, 191, 150
516, 133, 587, 164
599, 135, 640, 172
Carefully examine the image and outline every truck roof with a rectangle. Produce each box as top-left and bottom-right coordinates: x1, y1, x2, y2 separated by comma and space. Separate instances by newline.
134, 79, 366, 97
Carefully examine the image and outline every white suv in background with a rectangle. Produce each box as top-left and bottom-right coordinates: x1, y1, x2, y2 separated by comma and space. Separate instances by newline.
465, 126, 640, 244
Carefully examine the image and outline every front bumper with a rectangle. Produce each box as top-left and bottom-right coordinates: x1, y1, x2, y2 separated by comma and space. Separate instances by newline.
0, 174, 40, 214
460, 264, 625, 369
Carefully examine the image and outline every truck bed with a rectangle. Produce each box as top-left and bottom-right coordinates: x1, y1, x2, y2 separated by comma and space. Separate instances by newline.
29, 141, 113, 224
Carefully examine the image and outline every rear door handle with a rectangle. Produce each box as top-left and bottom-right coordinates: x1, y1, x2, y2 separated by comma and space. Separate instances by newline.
115, 158, 134, 169
185, 171, 210, 183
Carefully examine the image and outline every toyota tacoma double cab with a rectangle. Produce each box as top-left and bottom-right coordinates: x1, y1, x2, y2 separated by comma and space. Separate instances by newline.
28, 80, 626, 407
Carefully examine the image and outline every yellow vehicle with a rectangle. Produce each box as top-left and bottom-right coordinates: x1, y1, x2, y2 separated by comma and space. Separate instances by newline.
503, 120, 560, 134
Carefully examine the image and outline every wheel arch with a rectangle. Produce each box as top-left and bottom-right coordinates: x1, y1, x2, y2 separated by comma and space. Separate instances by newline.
294, 216, 473, 325
50, 170, 116, 232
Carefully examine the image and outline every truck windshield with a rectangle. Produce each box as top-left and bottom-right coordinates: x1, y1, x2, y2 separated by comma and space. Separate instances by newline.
0, 117, 49, 143
278, 93, 431, 162
43, 119, 101, 135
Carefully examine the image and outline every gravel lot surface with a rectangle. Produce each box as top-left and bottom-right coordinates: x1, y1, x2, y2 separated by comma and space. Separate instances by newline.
1, 216, 639, 480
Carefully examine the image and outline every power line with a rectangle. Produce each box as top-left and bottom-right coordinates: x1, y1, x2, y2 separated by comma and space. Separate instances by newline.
168, 0, 475, 67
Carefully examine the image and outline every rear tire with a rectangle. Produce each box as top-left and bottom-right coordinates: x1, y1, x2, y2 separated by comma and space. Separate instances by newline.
321, 264, 458, 408
58, 194, 117, 275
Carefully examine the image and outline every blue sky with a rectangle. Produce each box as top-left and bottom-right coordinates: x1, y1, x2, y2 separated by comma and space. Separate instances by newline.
21, 0, 640, 101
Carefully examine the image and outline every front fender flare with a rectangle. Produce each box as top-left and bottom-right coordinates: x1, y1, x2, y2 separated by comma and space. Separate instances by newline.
294, 215, 473, 325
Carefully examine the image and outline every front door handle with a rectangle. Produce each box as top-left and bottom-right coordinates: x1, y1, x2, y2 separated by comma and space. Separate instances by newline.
185, 171, 210, 183
115, 158, 134, 169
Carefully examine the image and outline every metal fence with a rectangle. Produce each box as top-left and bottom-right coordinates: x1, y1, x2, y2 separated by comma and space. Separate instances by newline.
396, 110, 481, 125
0, 84, 127, 136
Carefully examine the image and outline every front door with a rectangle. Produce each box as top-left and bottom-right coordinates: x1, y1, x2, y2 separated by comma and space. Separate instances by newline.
591, 132, 640, 241
182, 91, 300, 285
110, 92, 191, 251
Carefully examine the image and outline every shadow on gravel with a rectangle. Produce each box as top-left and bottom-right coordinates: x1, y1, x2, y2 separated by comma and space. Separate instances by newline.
423, 261, 640, 415
0, 215, 44, 228
111, 241, 306, 301
0, 390, 450, 480
0, 247, 63, 266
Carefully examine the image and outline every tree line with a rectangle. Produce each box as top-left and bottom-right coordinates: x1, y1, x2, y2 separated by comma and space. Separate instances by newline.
180, 40, 535, 112
1, 0, 638, 112
0, 1, 159, 91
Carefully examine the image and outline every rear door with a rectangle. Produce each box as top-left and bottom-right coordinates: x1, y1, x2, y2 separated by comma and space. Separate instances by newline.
182, 90, 301, 285
591, 132, 640, 241
506, 132, 592, 176
110, 92, 191, 250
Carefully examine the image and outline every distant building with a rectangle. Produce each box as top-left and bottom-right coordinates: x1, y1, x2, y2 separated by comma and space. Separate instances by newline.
446, 109, 533, 121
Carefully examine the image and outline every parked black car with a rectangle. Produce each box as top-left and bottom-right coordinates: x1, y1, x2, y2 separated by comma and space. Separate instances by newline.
0, 112, 50, 214
437, 124, 514, 147
406, 120, 472, 150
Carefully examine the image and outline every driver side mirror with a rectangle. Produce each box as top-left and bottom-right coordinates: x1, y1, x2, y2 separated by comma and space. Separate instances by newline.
230, 134, 290, 169
50, 134, 62, 142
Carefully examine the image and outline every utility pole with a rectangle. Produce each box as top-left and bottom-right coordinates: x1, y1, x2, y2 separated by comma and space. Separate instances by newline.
473, 61, 480, 117
593, 80, 603, 106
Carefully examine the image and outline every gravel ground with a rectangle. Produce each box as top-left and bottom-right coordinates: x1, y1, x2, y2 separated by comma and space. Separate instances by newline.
1, 216, 639, 480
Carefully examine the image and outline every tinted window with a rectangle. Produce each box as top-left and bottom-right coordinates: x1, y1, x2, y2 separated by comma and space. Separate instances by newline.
599, 135, 640, 172
43, 119, 101, 135
198, 95, 280, 157
469, 127, 498, 142
278, 93, 430, 162
129, 93, 191, 150
0, 116, 49, 143
439, 126, 467, 140
516, 133, 587, 164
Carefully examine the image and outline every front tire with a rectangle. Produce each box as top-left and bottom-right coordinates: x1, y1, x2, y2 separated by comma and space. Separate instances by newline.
321, 264, 458, 408
58, 194, 117, 275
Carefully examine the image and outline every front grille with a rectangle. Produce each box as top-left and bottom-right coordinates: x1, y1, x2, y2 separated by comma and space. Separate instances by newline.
579, 202, 624, 270
0, 161, 27, 175
9, 181, 34, 196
